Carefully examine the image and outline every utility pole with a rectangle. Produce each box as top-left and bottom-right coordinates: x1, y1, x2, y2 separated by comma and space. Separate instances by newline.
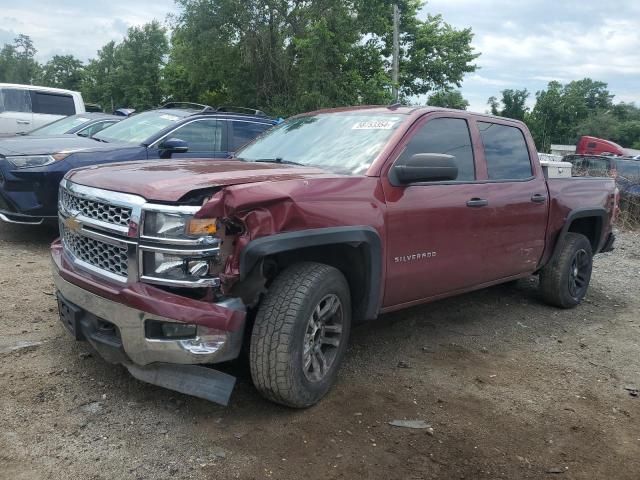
391, 4, 400, 102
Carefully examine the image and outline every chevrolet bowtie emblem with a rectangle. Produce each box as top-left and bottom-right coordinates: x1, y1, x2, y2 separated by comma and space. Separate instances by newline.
64, 215, 82, 232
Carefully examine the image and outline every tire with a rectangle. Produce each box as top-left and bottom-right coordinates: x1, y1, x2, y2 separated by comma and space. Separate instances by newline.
249, 262, 351, 408
539, 232, 593, 308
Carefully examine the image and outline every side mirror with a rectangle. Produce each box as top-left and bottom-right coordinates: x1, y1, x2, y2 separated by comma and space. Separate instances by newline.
159, 138, 189, 154
393, 153, 458, 184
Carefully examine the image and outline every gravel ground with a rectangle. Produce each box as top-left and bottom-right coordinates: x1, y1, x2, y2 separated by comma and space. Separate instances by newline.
0, 224, 639, 480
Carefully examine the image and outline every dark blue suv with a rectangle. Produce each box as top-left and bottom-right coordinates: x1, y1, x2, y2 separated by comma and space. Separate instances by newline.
0, 104, 277, 224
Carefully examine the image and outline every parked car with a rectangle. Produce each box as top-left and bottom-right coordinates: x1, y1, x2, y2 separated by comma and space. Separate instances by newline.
0, 104, 277, 224
51, 106, 618, 407
23, 113, 121, 138
0, 83, 85, 136
564, 154, 640, 197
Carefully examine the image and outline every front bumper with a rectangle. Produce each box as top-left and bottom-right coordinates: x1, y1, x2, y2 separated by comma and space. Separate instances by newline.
53, 266, 245, 366
51, 241, 247, 404
0, 159, 65, 220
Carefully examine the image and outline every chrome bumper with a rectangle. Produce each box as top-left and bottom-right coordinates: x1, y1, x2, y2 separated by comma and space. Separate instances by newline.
52, 267, 244, 367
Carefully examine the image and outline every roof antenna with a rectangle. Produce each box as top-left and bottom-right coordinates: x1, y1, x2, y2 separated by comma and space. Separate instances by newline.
388, 102, 402, 110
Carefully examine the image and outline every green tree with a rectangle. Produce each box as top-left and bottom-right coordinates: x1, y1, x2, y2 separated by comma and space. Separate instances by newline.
82, 22, 168, 111
166, 0, 479, 116
487, 89, 529, 120
116, 21, 169, 110
400, 13, 478, 98
0, 34, 40, 84
41, 55, 84, 90
82, 41, 120, 111
528, 79, 614, 151
427, 89, 469, 109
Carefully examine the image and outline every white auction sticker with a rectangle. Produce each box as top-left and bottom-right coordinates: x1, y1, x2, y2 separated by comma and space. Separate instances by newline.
352, 120, 396, 130
160, 114, 180, 121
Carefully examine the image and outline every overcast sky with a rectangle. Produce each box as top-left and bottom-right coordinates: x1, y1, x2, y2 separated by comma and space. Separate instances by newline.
1, 0, 638, 113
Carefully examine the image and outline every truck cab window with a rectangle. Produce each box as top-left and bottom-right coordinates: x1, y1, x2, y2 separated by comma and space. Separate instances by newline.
478, 122, 532, 180
31, 92, 75, 115
0, 88, 32, 113
397, 118, 475, 181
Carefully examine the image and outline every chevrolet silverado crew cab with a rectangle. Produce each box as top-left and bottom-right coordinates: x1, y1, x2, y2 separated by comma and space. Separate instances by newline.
51, 106, 618, 407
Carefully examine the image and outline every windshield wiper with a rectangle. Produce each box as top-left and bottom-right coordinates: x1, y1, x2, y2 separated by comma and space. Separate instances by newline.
90, 136, 108, 143
251, 158, 304, 166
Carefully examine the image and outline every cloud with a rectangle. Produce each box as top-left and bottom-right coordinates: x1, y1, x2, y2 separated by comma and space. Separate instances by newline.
0, 0, 177, 61
423, 0, 640, 110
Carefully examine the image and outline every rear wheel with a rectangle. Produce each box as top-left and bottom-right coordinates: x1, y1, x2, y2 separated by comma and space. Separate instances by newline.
539, 232, 593, 308
249, 262, 351, 407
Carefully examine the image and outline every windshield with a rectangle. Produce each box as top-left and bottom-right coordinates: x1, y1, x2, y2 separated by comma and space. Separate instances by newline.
93, 110, 184, 144
27, 115, 90, 136
236, 112, 405, 175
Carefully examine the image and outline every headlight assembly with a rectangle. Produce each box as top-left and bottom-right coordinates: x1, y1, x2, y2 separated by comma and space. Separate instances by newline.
6, 153, 68, 169
140, 206, 222, 287
140, 249, 221, 287
142, 210, 217, 242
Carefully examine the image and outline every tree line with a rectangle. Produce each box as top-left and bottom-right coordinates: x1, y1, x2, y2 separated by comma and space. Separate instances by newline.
0, 1, 477, 116
0, 0, 637, 151
487, 80, 640, 151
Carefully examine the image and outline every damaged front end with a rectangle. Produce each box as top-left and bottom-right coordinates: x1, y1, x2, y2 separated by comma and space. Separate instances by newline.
53, 178, 249, 405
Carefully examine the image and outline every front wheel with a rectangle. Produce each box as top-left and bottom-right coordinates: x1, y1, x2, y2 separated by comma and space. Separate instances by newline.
539, 232, 593, 308
249, 262, 351, 408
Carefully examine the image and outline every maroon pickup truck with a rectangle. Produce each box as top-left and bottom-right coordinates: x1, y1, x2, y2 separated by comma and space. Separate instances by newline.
51, 106, 618, 407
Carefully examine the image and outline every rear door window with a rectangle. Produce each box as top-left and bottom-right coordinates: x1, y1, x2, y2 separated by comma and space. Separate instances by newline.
478, 122, 532, 180
0, 88, 32, 113
397, 117, 476, 181
170, 119, 225, 152
31, 91, 75, 116
230, 121, 272, 150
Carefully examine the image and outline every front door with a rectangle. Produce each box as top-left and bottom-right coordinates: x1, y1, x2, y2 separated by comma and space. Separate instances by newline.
381, 115, 489, 307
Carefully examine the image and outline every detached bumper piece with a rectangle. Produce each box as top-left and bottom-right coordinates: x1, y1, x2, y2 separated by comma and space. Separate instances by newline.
126, 363, 236, 406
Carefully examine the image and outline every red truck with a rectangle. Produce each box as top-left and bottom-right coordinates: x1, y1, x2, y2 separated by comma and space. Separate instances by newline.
51, 106, 618, 407
576, 135, 626, 156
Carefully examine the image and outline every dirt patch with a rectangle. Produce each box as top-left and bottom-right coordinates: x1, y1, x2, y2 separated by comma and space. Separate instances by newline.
1, 223, 639, 479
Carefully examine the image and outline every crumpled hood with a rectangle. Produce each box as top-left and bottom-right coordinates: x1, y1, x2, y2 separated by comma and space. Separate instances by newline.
66, 159, 333, 202
0, 134, 130, 156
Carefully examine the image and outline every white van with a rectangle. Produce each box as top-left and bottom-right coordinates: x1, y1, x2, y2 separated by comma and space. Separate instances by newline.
0, 83, 85, 136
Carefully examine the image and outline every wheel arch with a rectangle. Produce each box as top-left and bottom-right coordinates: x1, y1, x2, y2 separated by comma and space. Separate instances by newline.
553, 208, 607, 259
239, 226, 383, 321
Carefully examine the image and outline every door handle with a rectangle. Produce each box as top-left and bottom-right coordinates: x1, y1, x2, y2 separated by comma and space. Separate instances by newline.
531, 193, 547, 203
16, 120, 31, 125
466, 198, 488, 208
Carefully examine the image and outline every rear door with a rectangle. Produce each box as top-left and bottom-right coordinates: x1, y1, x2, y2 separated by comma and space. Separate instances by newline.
381, 114, 489, 307
30, 90, 76, 129
0, 87, 33, 135
476, 120, 548, 279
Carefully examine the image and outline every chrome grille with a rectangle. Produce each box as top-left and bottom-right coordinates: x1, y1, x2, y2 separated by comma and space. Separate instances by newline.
62, 226, 128, 278
60, 189, 132, 228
